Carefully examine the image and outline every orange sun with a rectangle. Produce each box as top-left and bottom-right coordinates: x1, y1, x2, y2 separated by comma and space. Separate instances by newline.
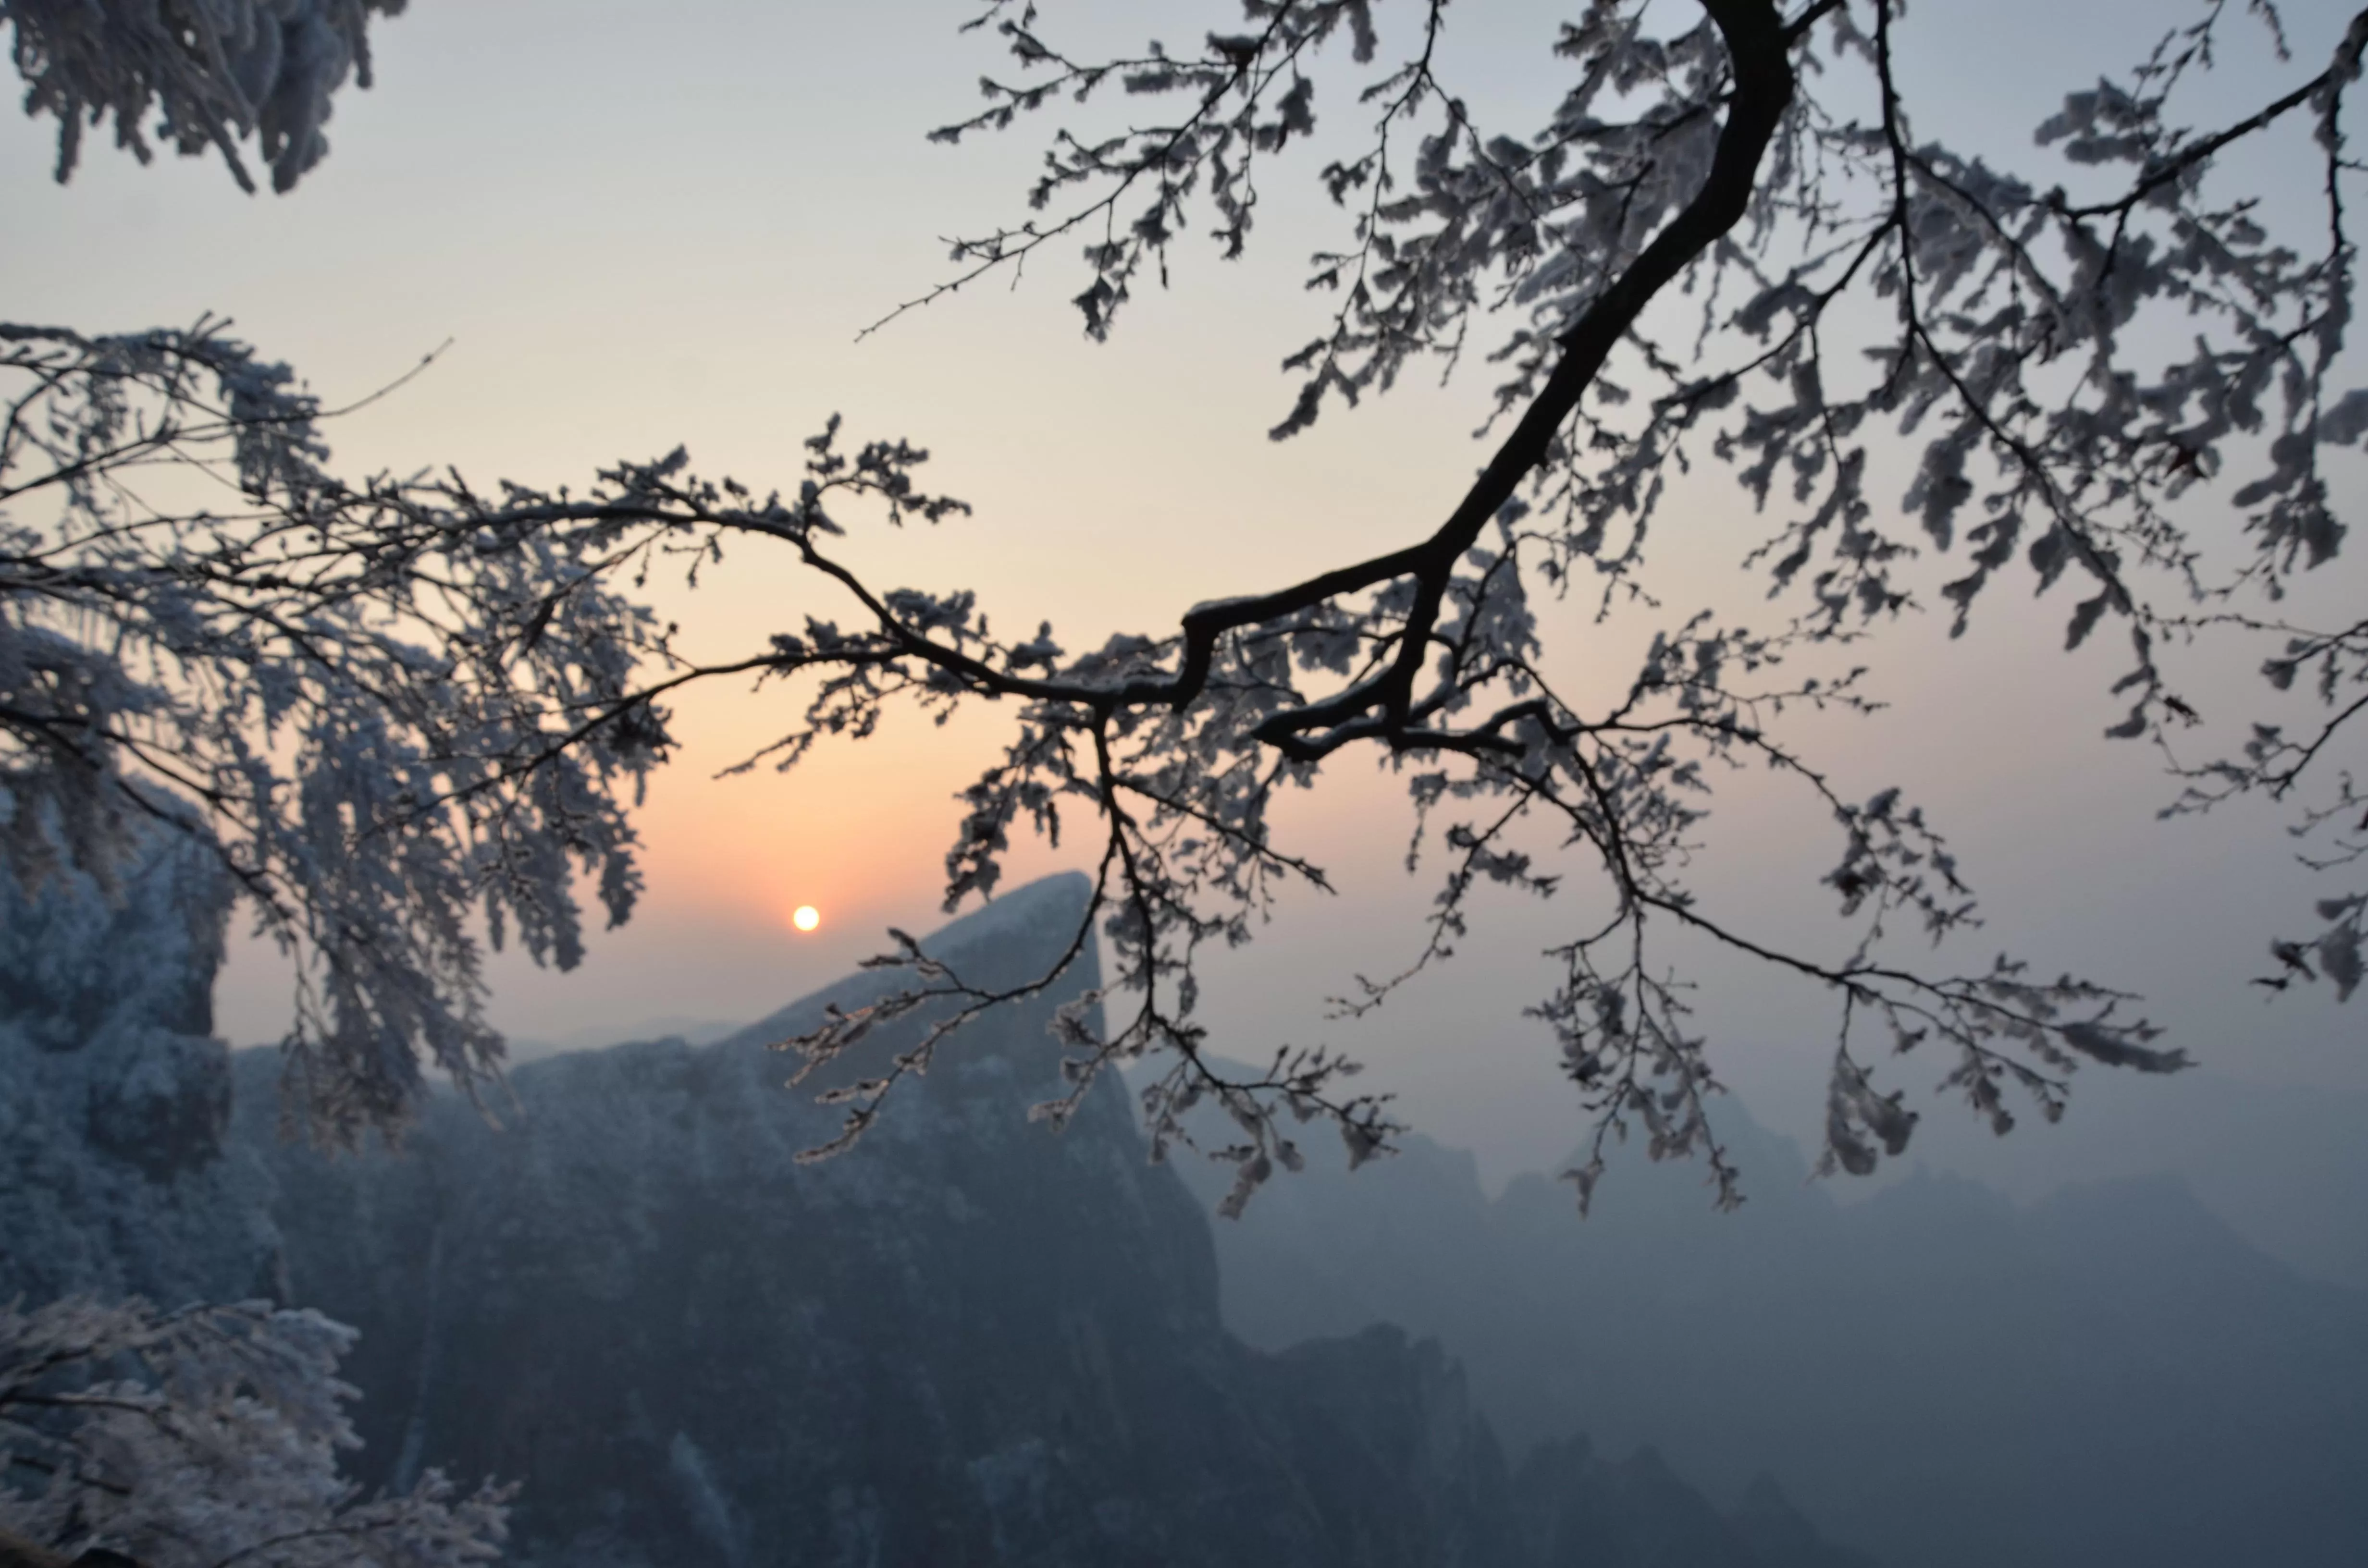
791, 905, 821, 933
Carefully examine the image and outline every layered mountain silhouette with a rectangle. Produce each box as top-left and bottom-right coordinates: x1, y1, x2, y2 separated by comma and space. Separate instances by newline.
1877, 1066, 2368, 1292
1166, 1076, 2368, 1568
1, 858, 1869, 1567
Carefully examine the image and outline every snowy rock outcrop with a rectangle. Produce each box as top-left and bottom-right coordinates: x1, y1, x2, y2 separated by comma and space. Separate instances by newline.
0, 830, 278, 1307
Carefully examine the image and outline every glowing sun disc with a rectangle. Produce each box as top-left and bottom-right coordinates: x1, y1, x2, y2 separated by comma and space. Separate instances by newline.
792, 905, 821, 933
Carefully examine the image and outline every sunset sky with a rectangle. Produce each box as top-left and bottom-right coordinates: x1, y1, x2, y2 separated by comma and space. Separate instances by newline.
2, 0, 2357, 1186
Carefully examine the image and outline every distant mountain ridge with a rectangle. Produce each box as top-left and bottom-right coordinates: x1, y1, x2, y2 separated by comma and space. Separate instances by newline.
9, 837, 2360, 1566
496, 1014, 741, 1062
1164, 1070, 2368, 1568
1871, 1066, 2368, 1291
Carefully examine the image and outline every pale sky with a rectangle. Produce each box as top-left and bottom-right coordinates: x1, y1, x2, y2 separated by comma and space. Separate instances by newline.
2, 0, 2358, 1188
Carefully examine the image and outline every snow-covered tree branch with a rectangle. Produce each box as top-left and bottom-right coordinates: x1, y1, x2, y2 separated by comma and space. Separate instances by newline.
3, 0, 2363, 1213
0, 319, 664, 1143
2, 0, 402, 193
0, 1295, 507, 1568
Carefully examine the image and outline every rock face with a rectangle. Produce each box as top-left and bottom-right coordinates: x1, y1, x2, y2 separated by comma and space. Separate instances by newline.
0, 846, 1868, 1567
221, 875, 1866, 1568
0, 830, 279, 1307
1169, 1090, 2368, 1568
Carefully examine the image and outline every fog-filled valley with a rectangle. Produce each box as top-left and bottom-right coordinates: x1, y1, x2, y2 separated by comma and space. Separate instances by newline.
1170, 1072, 2368, 1568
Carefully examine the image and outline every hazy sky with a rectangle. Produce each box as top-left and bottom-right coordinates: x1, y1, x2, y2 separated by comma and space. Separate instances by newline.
3, 0, 2358, 1188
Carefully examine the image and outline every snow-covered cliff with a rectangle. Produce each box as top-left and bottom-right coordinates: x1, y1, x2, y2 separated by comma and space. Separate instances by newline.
0, 829, 278, 1306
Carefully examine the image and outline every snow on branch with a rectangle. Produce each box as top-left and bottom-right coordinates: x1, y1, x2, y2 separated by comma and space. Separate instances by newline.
805, 0, 2351, 1206
3, 0, 405, 193
4, 0, 2362, 1209
0, 1295, 508, 1568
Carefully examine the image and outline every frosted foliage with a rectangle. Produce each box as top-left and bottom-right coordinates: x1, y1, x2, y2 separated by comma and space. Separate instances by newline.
0, 322, 660, 1146
0, 812, 225, 1050
751, 0, 2366, 1212
2, 0, 404, 192
4, 3, 2365, 1206
0, 1296, 508, 1567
